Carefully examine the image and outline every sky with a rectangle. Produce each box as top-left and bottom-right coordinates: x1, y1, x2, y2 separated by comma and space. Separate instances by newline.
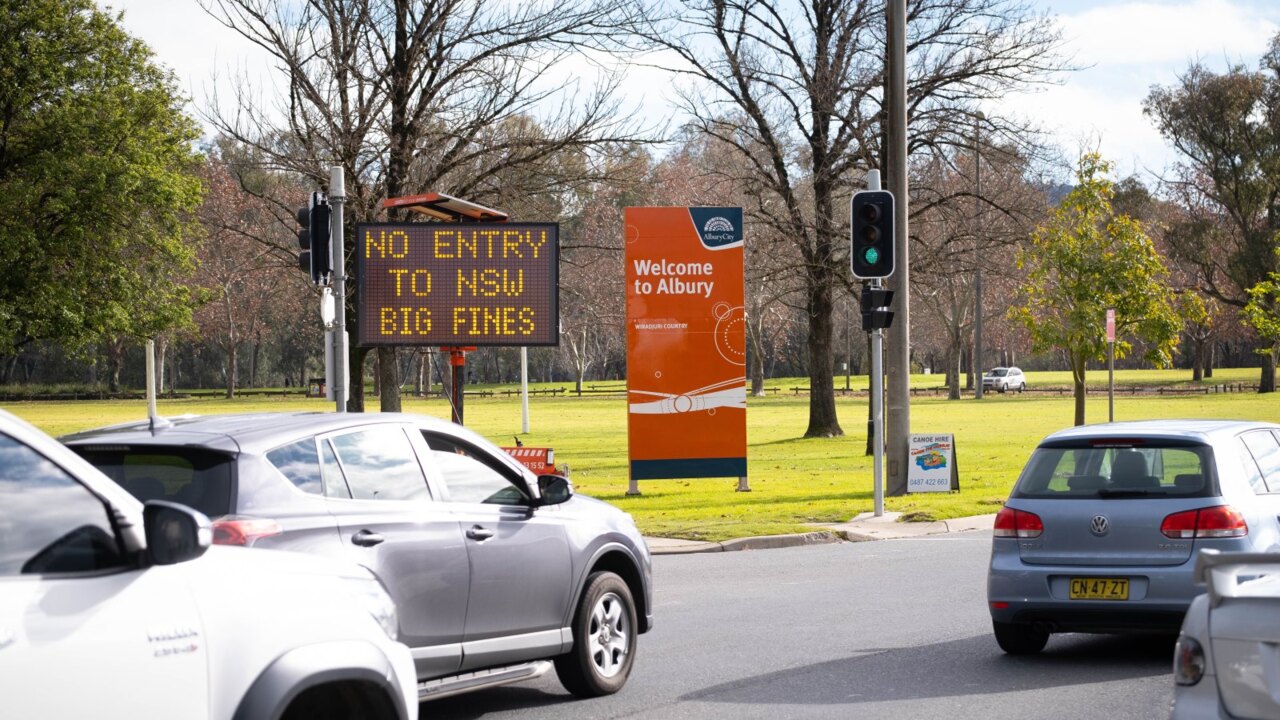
104, 0, 1280, 183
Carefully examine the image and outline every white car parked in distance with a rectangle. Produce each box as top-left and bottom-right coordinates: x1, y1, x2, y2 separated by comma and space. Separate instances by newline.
982, 367, 1026, 393
0, 409, 417, 720
1172, 549, 1280, 719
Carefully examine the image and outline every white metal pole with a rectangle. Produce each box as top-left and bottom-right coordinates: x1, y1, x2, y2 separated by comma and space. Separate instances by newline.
145, 339, 157, 421
329, 166, 348, 413
520, 347, 530, 434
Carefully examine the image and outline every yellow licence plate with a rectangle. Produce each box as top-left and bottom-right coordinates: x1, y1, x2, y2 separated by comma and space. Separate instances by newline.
1069, 577, 1129, 600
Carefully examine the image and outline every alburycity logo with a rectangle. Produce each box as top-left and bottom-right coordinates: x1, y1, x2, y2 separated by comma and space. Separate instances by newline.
704, 217, 734, 232
701, 216, 736, 245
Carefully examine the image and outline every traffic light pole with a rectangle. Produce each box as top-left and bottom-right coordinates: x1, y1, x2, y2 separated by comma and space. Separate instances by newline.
329, 166, 348, 413
870, 277, 885, 518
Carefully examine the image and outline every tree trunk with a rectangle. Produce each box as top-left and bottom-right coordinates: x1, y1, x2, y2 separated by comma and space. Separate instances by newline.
1191, 338, 1204, 382
947, 343, 961, 400
373, 0, 412, 415
106, 339, 125, 393
804, 277, 842, 437
225, 345, 237, 400
155, 337, 168, 395
250, 340, 260, 388
378, 346, 401, 411
349, 347, 368, 412
1261, 347, 1277, 393
1071, 353, 1087, 426
747, 314, 765, 396
436, 349, 452, 401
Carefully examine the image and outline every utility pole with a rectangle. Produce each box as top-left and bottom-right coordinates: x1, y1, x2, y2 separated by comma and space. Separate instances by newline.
974, 111, 985, 400
884, 0, 910, 496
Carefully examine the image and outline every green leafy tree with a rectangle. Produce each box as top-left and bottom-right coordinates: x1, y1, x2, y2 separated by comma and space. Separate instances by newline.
1012, 154, 1185, 425
1244, 248, 1280, 374
0, 0, 203, 359
1144, 36, 1280, 392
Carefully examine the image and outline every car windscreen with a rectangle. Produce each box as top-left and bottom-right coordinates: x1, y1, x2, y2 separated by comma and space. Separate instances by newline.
990, 369, 1008, 377
1011, 441, 1215, 499
72, 446, 234, 518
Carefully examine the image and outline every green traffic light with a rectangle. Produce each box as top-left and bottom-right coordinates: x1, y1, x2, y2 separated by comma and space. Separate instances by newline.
863, 246, 880, 265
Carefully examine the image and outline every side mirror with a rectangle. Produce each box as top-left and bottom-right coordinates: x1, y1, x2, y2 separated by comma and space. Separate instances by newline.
143, 500, 212, 566
537, 475, 573, 506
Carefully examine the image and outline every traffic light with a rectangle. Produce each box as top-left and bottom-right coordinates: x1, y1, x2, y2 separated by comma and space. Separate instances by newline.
860, 286, 895, 332
850, 190, 895, 280
296, 191, 332, 285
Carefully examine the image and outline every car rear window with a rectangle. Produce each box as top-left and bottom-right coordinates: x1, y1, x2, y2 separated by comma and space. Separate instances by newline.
73, 447, 234, 518
1012, 442, 1214, 499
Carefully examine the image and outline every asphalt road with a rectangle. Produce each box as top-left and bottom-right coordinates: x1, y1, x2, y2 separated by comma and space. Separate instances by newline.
426, 531, 1175, 719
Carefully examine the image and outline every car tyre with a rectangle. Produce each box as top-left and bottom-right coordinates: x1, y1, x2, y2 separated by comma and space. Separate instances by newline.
1018, 382, 1026, 393
555, 571, 637, 698
993, 620, 1048, 655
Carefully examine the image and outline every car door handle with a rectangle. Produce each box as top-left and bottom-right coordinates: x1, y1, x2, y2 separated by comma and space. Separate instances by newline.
466, 525, 494, 541
351, 529, 385, 547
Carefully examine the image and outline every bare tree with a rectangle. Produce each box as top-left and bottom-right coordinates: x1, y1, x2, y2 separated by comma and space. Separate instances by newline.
195, 157, 302, 398
202, 0, 651, 411
639, 0, 1065, 437
910, 140, 1049, 399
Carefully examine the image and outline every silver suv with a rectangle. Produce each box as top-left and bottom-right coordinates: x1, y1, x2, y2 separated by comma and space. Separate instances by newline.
982, 366, 1026, 393
0, 409, 417, 720
64, 412, 653, 702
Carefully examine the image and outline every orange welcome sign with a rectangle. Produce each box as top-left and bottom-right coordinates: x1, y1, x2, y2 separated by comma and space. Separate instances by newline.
625, 207, 747, 480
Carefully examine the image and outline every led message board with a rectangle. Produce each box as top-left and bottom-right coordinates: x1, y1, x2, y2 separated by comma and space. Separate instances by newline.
355, 222, 559, 347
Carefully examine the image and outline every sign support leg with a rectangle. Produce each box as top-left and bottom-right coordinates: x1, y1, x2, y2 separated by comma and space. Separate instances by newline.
450, 348, 465, 425
521, 346, 530, 434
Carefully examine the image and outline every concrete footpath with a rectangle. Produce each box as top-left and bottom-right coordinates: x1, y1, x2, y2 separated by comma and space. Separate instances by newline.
645, 511, 998, 555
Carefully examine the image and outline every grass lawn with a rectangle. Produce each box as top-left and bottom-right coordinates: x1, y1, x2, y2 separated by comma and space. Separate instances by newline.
4, 367, 1276, 542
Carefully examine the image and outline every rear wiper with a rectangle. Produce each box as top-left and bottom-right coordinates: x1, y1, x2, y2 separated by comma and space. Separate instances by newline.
1097, 489, 1163, 498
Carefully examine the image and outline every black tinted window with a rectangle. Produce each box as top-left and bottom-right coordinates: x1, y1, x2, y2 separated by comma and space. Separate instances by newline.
330, 428, 428, 501
266, 439, 323, 495
1013, 444, 1212, 498
75, 447, 233, 518
0, 434, 126, 575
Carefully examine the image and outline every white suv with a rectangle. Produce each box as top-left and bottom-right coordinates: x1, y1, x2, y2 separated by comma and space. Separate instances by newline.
982, 366, 1026, 393
0, 410, 417, 720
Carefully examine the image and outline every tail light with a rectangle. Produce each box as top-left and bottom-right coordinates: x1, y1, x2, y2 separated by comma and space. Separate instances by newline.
1174, 636, 1206, 686
211, 516, 283, 546
1161, 506, 1248, 539
994, 507, 1043, 538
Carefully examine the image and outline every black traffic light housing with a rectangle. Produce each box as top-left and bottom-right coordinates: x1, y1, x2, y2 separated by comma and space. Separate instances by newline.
850, 190, 895, 280
296, 191, 332, 285
860, 286, 895, 332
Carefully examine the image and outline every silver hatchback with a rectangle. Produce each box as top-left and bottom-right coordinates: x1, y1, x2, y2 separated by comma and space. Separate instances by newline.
987, 419, 1280, 654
